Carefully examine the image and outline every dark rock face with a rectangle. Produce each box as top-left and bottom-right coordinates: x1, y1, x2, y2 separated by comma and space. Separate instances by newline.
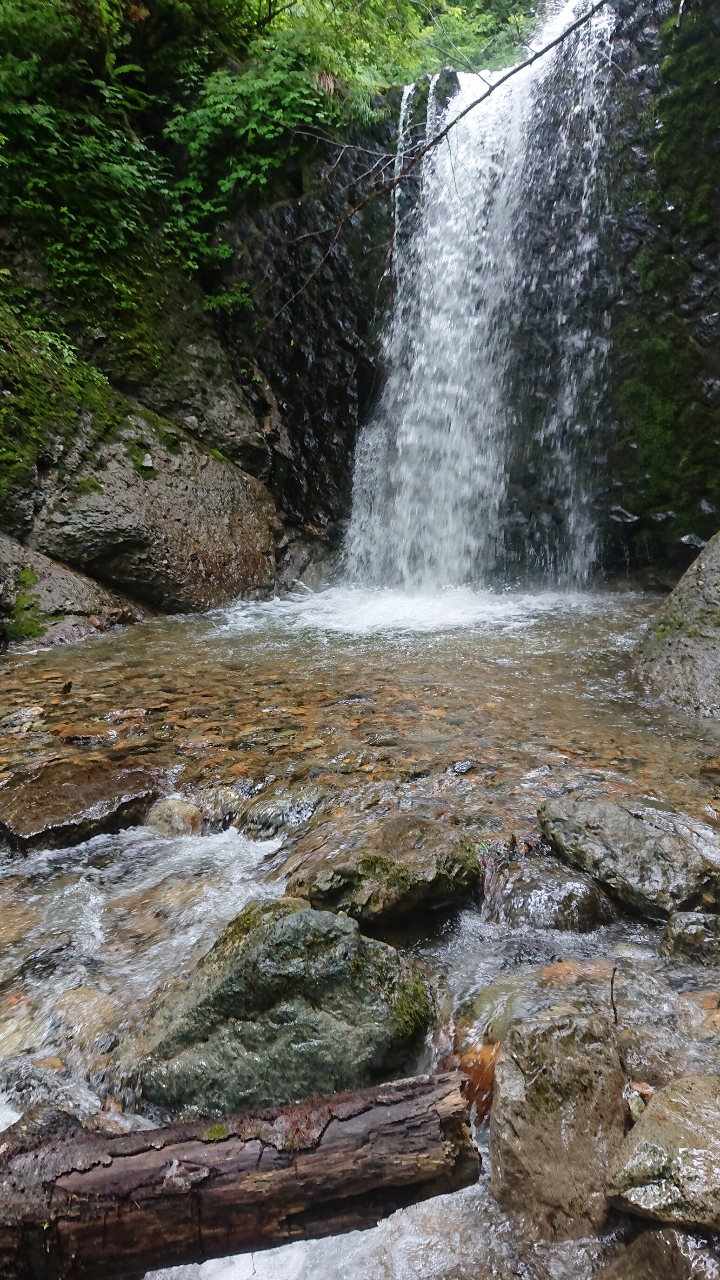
538, 798, 720, 919
607, 1075, 720, 1231
661, 912, 720, 960
598, 0, 720, 575
596, 1228, 720, 1279
222, 112, 400, 535
637, 531, 720, 714
282, 812, 481, 927
489, 1016, 627, 1239
0, 759, 159, 852
0, 532, 151, 648
133, 898, 433, 1117
26, 411, 278, 611
481, 854, 619, 931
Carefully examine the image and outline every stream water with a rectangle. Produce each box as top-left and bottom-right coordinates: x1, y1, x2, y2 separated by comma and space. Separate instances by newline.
1, 1, 718, 1276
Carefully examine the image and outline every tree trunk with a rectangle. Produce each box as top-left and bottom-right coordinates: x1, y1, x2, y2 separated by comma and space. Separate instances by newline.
0, 1072, 477, 1280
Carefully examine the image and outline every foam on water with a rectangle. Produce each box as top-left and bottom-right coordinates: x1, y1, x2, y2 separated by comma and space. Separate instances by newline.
219, 585, 613, 639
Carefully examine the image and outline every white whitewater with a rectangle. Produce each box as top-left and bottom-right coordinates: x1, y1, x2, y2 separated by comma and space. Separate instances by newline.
345, 0, 614, 589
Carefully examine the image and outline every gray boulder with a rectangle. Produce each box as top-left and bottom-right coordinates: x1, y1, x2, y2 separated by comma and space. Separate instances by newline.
661, 912, 720, 960
27, 411, 278, 612
607, 1075, 720, 1231
282, 813, 481, 927
0, 532, 151, 647
481, 855, 618, 931
637, 531, 720, 715
596, 1229, 720, 1279
539, 798, 720, 919
132, 898, 433, 1117
147, 798, 202, 837
489, 1016, 627, 1239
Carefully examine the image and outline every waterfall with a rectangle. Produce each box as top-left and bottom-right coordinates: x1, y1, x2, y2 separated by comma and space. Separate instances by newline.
344, 0, 615, 591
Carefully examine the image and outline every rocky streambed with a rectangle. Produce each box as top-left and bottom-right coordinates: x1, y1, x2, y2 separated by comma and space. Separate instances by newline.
2, 586, 720, 1277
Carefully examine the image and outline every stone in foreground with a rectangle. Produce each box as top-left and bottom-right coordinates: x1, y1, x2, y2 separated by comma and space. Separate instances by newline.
282, 812, 481, 926
133, 898, 433, 1116
0, 758, 159, 852
147, 797, 202, 837
490, 1016, 627, 1239
661, 912, 720, 960
607, 1075, 720, 1231
595, 1228, 720, 1279
481, 854, 618, 931
637, 531, 720, 716
538, 798, 720, 919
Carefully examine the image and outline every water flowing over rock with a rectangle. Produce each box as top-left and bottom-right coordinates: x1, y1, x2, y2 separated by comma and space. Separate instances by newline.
481, 853, 619, 931
607, 1075, 720, 1232
661, 912, 720, 961
345, 0, 615, 588
131, 899, 433, 1117
538, 798, 720, 919
0, 758, 160, 852
596, 1228, 720, 1279
489, 1016, 627, 1239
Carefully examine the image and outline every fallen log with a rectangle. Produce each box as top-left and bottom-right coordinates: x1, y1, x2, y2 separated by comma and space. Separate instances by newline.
0, 1071, 477, 1280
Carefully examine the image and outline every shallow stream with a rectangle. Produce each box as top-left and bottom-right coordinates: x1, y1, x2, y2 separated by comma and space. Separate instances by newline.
2, 588, 720, 1274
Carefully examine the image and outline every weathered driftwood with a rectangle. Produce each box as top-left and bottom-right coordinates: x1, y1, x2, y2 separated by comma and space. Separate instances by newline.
0, 1071, 477, 1280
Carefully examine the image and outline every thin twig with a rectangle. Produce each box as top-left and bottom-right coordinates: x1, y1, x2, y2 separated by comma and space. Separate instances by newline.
610, 965, 618, 1025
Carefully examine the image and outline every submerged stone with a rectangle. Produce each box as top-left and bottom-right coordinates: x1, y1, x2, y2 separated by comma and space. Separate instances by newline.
607, 1075, 720, 1231
538, 798, 720, 919
132, 898, 433, 1117
281, 812, 481, 927
481, 854, 619, 931
490, 1016, 627, 1239
661, 912, 720, 960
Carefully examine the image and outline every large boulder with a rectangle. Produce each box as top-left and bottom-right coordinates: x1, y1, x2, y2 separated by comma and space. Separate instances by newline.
26, 411, 278, 611
538, 798, 720, 919
661, 912, 720, 960
0, 532, 151, 647
281, 812, 481, 927
489, 1016, 627, 1239
481, 854, 618, 931
595, 1228, 720, 1279
637, 532, 720, 715
607, 1076, 720, 1231
131, 898, 433, 1117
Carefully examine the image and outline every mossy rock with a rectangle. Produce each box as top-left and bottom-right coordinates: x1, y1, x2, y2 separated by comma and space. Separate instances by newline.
282, 812, 482, 928
130, 899, 433, 1117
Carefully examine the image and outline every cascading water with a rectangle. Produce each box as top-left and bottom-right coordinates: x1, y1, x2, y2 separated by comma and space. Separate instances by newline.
345, 0, 615, 590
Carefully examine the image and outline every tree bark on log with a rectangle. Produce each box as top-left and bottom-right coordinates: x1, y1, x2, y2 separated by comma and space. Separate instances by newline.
0, 1072, 477, 1280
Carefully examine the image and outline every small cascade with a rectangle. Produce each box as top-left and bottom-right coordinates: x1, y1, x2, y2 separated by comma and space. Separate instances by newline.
345, 0, 615, 590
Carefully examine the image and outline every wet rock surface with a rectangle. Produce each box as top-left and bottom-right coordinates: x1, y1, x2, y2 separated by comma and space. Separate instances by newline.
661, 912, 720, 961
130, 898, 433, 1117
147, 797, 202, 838
0, 532, 151, 648
596, 1228, 720, 1279
490, 1016, 627, 1239
608, 1075, 720, 1231
539, 798, 720, 919
280, 812, 481, 927
481, 851, 619, 931
638, 533, 720, 716
0, 758, 159, 851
